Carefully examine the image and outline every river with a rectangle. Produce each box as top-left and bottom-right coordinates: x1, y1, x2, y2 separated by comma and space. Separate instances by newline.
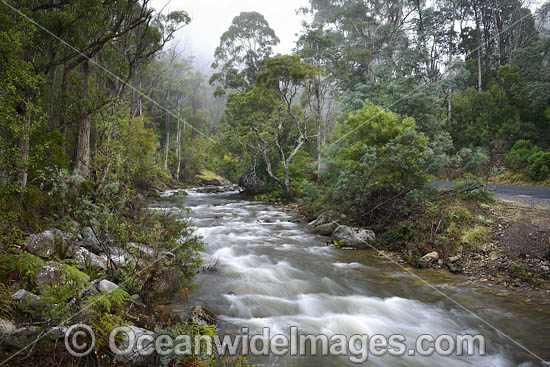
163, 188, 549, 367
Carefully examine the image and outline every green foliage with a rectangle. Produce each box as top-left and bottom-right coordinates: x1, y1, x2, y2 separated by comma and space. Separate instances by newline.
224, 55, 320, 200
508, 263, 537, 284
0, 283, 15, 319
507, 140, 542, 165
323, 102, 429, 221
506, 140, 549, 180
211, 11, 280, 93
453, 179, 494, 202
461, 226, 490, 250
332, 239, 345, 249
86, 288, 131, 315
455, 147, 489, 174
528, 151, 550, 181
38, 265, 89, 319
0, 249, 44, 286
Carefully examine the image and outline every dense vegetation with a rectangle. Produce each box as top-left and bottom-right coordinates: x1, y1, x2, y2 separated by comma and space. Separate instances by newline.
0, 0, 549, 365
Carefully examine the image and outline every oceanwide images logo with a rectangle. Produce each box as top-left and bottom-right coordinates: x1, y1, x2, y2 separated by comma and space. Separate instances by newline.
64, 324, 486, 363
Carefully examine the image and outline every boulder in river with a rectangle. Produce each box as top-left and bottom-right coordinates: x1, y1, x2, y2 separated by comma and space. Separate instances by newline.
312, 221, 339, 236
332, 225, 375, 249
197, 170, 230, 186
418, 251, 439, 268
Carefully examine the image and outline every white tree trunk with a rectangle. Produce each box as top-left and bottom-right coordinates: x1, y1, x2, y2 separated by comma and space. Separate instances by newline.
176, 119, 181, 181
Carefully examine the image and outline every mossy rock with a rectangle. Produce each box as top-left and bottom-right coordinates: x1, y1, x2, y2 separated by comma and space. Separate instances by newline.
196, 170, 230, 186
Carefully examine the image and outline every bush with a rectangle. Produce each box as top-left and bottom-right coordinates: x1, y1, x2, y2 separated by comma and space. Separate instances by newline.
325, 102, 429, 220
507, 140, 541, 167
456, 147, 489, 174
528, 151, 550, 180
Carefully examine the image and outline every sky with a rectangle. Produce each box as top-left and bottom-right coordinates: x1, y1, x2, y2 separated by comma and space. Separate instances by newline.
152, 0, 311, 71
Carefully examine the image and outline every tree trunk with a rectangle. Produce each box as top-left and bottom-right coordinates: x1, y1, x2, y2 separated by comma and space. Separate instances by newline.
494, 10, 506, 66
74, 61, 91, 178
176, 118, 181, 182
19, 110, 31, 190
164, 93, 170, 171
476, 23, 482, 91
315, 80, 322, 182
283, 161, 292, 201
75, 114, 91, 177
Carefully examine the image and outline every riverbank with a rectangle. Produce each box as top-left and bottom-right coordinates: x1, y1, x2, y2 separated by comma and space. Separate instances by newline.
275, 196, 550, 306
0, 181, 211, 366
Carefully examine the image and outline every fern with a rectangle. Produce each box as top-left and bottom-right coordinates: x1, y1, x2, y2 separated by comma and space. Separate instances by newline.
86, 288, 131, 314
0, 250, 44, 284
0, 283, 14, 318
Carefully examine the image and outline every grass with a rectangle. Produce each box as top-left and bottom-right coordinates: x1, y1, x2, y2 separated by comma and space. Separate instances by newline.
461, 225, 490, 250
488, 170, 550, 187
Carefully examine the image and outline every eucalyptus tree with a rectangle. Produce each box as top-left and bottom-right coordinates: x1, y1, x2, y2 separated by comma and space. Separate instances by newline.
225, 56, 320, 201
210, 11, 280, 95
296, 26, 337, 179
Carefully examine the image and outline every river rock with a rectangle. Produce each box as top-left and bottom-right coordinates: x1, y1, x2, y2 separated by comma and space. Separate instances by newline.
446, 262, 462, 274
0, 319, 38, 349
11, 289, 40, 302
113, 326, 155, 365
101, 247, 135, 267
35, 261, 89, 287
189, 305, 216, 327
419, 252, 439, 268
81, 227, 100, 245
198, 171, 230, 186
24, 229, 73, 258
332, 225, 375, 249
312, 222, 339, 236
97, 279, 119, 292
127, 242, 155, 259
198, 186, 220, 193
309, 211, 336, 227
447, 255, 462, 263
69, 245, 107, 270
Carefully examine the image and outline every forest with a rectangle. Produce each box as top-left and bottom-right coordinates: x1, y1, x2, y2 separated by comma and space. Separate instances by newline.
0, 0, 550, 366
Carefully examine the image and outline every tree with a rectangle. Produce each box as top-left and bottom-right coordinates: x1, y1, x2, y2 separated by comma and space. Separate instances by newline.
210, 11, 280, 95
225, 55, 319, 200
324, 102, 429, 221
296, 25, 337, 180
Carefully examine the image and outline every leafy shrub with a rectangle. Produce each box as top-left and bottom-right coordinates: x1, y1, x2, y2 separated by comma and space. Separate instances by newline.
425, 133, 453, 175
506, 140, 541, 167
325, 102, 429, 220
527, 151, 550, 181
454, 179, 494, 202
456, 147, 489, 174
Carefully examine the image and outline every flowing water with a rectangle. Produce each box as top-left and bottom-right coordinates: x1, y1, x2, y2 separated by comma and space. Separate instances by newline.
162, 188, 550, 367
